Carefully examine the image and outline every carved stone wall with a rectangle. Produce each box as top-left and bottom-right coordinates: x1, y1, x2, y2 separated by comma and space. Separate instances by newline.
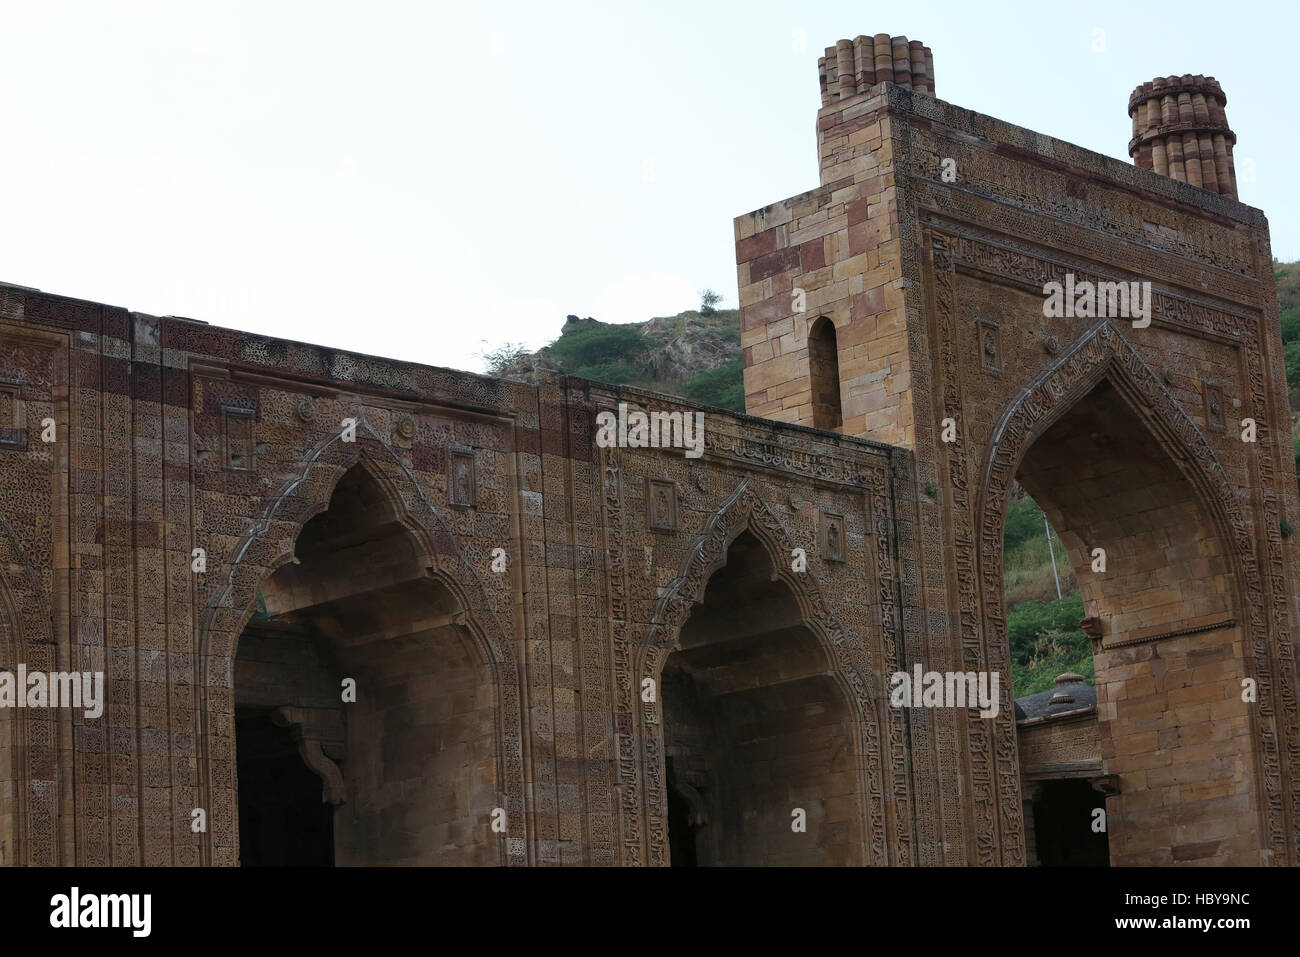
1018, 715, 1101, 778
0, 287, 925, 865
736, 76, 1300, 866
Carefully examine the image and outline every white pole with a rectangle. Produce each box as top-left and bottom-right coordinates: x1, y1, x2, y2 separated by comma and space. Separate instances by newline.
1045, 513, 1063, 602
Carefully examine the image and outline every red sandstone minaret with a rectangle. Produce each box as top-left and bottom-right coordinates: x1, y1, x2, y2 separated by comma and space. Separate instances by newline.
818, 33, 934, 105
1128, 74, 1237, 198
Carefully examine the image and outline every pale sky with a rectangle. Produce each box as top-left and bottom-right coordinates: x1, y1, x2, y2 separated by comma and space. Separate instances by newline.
2, 0, 1295, 374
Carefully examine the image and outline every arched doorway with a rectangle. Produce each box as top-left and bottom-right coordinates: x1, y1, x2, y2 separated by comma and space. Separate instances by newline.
655, 527, 866, 866
981, 326, 1265, 866
1016, 378, 1238, 653
1011, 377, 1244, 864
1030, 779, 1110, 867
233, 462, 504, 866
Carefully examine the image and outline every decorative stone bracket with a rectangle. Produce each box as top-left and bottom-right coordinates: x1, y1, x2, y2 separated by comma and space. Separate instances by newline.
1090, 774, 1121, 797
272, 706, 347, 805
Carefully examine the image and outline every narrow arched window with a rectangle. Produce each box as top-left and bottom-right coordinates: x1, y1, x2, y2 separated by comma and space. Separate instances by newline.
808, 316, 842, 431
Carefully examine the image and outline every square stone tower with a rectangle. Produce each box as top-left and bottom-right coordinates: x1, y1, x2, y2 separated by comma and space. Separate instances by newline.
737, 34, 933, 447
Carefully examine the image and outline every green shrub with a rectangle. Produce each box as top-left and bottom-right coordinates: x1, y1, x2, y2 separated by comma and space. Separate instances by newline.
1012, 642, 1096, 696
1281, 305, 1300, 344
679, 357, 745, 412
548, 323, 646, 371
1007, 594, 1085, 667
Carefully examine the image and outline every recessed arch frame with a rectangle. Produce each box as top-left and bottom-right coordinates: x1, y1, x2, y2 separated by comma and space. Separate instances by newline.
196, 420, 528, 866
633, 480, 890, 866
973, 319, 1296, 866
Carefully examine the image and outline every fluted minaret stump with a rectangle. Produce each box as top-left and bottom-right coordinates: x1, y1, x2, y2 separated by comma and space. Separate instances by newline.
818, 33, 934, 105
1129, 75, 1237, 199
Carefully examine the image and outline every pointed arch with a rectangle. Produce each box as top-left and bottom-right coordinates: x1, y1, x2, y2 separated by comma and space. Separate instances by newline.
634, 480, 887, 865
978, 321, 1257, 570
645, 481, 872, 673
197, 418, 527, 866
974, 319, 1292, 864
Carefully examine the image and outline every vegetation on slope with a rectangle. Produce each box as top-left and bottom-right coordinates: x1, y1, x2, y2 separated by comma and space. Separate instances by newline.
484, 295, 746, 411
1003, 494, 1092, 695
1277, 261, 1300, 411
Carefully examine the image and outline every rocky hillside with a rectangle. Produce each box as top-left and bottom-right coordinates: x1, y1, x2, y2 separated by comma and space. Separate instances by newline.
491, 308, 745, 412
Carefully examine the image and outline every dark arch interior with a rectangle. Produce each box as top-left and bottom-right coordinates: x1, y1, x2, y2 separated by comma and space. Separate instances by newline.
661, 531, 861, 865
234, 463, 501, 866
236, 712, 334, 866
1031, 780, 1110, 867
808, 316, 843, 431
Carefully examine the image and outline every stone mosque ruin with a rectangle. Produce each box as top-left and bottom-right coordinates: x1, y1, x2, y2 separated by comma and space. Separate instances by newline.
0, 32, 1296, 866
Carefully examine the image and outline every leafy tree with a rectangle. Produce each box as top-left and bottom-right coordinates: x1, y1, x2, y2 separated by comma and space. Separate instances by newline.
699, 288, 723, 316
475, 340, 531, 376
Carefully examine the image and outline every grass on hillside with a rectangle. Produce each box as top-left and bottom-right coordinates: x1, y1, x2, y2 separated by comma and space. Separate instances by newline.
1004, 520, 1078, 609
1003, 495, 1091, 696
